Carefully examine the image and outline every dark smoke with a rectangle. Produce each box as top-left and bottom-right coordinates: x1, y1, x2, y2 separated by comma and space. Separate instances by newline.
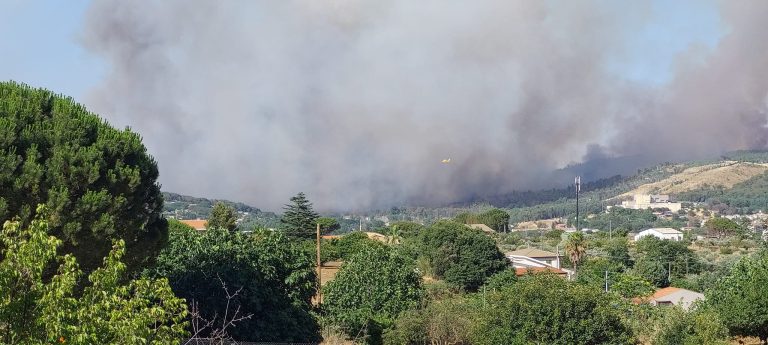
79, 1, 768, 211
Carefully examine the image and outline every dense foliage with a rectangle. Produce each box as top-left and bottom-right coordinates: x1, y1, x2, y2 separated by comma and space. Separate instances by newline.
454, 208, 510, 231
705, 249, 768, 342
633, 236, 699, 287
0, 207, 187, 344
416, 221, 508, 291
472, 274, 633, 345
322, 231, 384, 262
281, 192, 320, 238
323, 245, 424, 344
207, 201, 238, 231
0, 81, 166, 273
146, 221, 320, 342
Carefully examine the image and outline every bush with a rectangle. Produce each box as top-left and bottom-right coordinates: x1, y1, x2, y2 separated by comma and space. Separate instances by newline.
650, 307, 728, 345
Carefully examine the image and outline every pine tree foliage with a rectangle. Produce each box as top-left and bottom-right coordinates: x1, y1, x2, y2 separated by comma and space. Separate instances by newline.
280, 192, 319, 238
0, 81, 166, 273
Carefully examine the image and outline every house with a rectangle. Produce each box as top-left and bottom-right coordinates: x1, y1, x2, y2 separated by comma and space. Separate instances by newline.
508, 248, 562, 268
468, 224, 495, 233
634, 228, 683, 241
618, 194, 682, 212
506, 249, 573, 279
634, 287, 704, 310
179, 219, 207, 231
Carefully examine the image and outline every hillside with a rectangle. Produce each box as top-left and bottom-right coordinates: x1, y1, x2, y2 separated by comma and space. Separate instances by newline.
162, 192, 282, 229
617, 161, 768, 198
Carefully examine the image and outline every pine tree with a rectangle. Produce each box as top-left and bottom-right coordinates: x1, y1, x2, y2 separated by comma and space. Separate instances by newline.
207, 202, 238, 231
280, 192, 319, 238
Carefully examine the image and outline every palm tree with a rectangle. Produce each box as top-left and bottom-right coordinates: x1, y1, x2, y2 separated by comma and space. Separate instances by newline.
386, 225, 402, 244
565, 232, 587, 271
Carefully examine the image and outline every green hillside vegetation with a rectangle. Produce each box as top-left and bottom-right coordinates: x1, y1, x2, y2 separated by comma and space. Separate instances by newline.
162, 191, 282, 229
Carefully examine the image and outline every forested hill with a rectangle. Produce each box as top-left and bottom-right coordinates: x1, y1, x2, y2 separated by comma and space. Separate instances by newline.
162, 192, 282, 228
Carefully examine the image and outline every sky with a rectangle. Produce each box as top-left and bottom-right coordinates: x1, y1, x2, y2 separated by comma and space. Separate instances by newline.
4, 1, 762, 212
0, 0, 722, 100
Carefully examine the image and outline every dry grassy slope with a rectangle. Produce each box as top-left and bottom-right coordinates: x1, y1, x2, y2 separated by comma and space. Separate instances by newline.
617, 161, 768, 198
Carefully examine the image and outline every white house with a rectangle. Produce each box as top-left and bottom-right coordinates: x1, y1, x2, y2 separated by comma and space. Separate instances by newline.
506, 248, 574, 280
634, 228, 683, 241
508, 248, 562, 268
634, 287, 704, 310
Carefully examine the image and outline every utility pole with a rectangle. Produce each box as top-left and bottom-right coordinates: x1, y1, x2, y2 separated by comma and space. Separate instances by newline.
604, 270, 609, 292
668, 262, 672, 283
575, 176, 581, 232
316, 223, 322, 303
609, 218, 612, 240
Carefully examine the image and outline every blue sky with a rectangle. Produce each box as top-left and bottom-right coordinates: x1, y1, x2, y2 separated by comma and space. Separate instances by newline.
0, 0, 724, 102
0, 0, 104, 99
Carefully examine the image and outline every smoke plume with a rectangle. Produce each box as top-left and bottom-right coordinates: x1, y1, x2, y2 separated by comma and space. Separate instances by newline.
80, 1, 768, 211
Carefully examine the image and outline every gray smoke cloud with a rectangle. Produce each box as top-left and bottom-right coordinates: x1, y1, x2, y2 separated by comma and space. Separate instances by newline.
79, 1, 768, 211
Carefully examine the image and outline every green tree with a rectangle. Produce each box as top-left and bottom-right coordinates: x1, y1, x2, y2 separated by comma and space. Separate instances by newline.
483, 268, 518, 291
705, 250, 768, 343
471, 274, 632, 345
0, 206, 187, 344
704, 217, 742, 238
478, 208, 510, 232
633, 236, 698, 287
388, 221, 424, 239
207, 202, 237, 231
565, 232, 587, 271
280, 192, 319, 238
611, 273, 654, 298
605, 237, 633, 267
323, 245, 424, 344
317, 216, 340, 234
0, 81, 166, 273
146, 220, 320, 342
417, 221, 508, 291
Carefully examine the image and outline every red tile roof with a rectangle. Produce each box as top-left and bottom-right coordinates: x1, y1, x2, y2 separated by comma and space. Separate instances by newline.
179, 219, 207, 230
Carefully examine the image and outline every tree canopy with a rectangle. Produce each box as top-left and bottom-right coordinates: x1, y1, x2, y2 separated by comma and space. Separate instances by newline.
417, 221, 508, 291
280, 192, 319, 238
704, 217, 743, 238
323, 245, 424, 345
0, 206, 187, 344
472, 274, 633, 345
705, 250, 768, 342
207, 201, 238, 231
146, 220, 320, 342
0, 81, 166, 273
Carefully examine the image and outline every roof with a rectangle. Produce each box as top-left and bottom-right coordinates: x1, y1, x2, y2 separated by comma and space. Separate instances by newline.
179, 219, 207, 230
468, 224, 495, 233
651, 287, 682, 299
645, 228, 682, 235
514, 267, 567, 276
633, 287, 703, 304
321, 235, 341, 240
508, 248, 559, 258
